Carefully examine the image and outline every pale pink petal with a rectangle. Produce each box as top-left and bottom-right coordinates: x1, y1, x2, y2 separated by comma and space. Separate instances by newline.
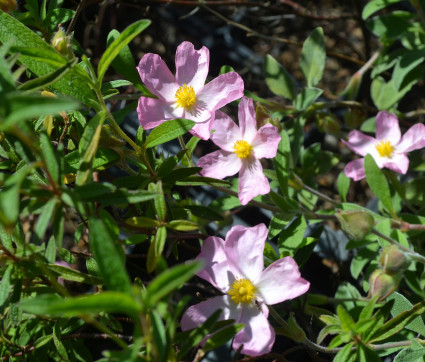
376, 111, 401, 143
196, 236, 231, 293
256, 257, 310, 305
383, 153, 409, 174
232, 303, 275, 357
252, 124, 281, 159
137, 97, 184, 129
238, 97, 258, 142
137, 54, 179, 101
344, 158, 366, 181
180, 295, 239, 331
190, 119, 213, 140
198, 150, 241, 179
210, 111, 242, 152
175, 42, 209, 92
342, 131, 377, 156
238, 159, 270, 205
225, 224, 267, 282
396, 123, 425, 152
196, 72, 244, 113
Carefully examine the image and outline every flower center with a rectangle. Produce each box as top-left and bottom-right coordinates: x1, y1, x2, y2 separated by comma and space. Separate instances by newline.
376, 140, 394, 158
228, 278, 256, 304
175, 84, 196, 109
233, 140, 253, 159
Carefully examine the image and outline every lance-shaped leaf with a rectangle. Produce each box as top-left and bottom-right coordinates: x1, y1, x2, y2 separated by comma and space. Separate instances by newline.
145, 119, 195, 148
300, 27, 326, 87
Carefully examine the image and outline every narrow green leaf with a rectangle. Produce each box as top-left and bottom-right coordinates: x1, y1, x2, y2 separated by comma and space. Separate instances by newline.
145, 261, 203, 308
334, 342, 355, 362
43, 8, 75, 31
394, 346, 425, 362
125, 216, 159, 228
47, 264, 102, 284
203, 323, 245, 353
357, 343, 381, 362
264, 54, 296, 100
362, 0, 403, 19
337, 305, 356, 333
0, 264, 13, 307
175, 176, 231, 187
300, 27, 326, 87
53, 321, 68, 360
40, 132, 59, 185
45, 236, 56, 264
89, 215, 132, 294
273, 129, 291, 196
337, 171, 351, 203
150, 311, 168, 362
147, 226, 167, 273
183, 205, 224, 221
98, 19, 151, 84
294, 87, 323, 111
152, 181, 166, 222
145, 119, 195, 148
20, 292, 141, 316
34, 198, 57, 244
364, 154, 394, 215
167, 220, 199, 231
278, 215, 307, 257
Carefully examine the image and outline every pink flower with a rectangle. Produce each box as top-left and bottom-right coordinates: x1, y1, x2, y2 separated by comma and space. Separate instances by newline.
197, 97, 281, 205
137, 41, 244, 140
180, 224, 310, 357
343, 111, 425, 181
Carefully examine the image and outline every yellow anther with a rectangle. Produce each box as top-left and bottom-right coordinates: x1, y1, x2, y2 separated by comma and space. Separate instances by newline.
175, 84, 196, 109
233, 140, 253, 159
228, 278, 256, 304
376, 140, 394, 158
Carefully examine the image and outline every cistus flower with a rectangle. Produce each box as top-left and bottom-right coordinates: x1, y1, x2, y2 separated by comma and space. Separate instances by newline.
180, 224, 310, 356
343, 111, 425, 181
137, 41, 244, 140
197, 97, 281, 205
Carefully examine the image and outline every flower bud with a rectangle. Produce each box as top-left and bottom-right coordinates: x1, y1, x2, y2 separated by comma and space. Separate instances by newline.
341, 72, 362, 100
368, 269, 401, 301
344, 107, 366, 130
379, 245, 411, 274
51, 28, 73, 58
335, 209, 374, 241
0, 0, 17, 12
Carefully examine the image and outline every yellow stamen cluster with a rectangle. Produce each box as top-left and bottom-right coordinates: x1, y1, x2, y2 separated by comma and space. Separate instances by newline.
175, 84, 196, 109
228, 278, 256, 304
233, 140, 253, 159
376, 140, 394, 158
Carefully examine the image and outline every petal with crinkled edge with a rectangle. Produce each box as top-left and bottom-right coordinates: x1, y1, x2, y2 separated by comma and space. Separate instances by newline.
343, 131, 377, 157
252, 124, 281, 159
238, 97, 258, 142
344, 158, 366, 181
137, 53, 179, 101
190, 119, 213, 140
376, 111, 401, 143
256, 257, 310, 305
232, 303, 275, 357
175, 42, 209, 92
180, 295, 239, 331
396, 123, 425, 153
196, 236, 231, 293
137, 97, 184, 129
197, 72, 244, 113
238, 158, 270, 205
198, 150, 241, 179
225, 224, 267, 282
383, 153, 409, 175
210, 111, 242, 152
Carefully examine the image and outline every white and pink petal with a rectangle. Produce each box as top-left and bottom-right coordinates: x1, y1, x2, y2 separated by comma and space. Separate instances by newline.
197, 150, 241, 179
238, 97, 258, 142
343, 131, 377, 157
210, 111, 242, 151
344, 158, 366, 181
396, 123, 425, 153
252, 124, 281, 159
238, 159, 270, 205
376, 111, 401, 143
137, 97, 184, 130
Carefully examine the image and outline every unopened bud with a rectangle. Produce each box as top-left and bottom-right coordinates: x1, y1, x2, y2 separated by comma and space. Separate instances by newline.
368, 269, 401, 301
316, 113, 341, 136
51, 28, 73, 58
379, 245, 411, 274
335, 209, 374, 241
0, 0, 17, 12
341, 72, 362, 100
344, 108, 366, 130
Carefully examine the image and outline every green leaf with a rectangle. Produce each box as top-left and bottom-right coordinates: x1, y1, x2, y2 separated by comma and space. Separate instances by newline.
34, 198, 57, 244
20, 292, 141, 317
145, 119, 195, 148
97, 19, 151, 84
150, 310, 168, 362
0, 12, 94, 105
392, 50, 425, 91
370, 299, 425, 342
125, 216, 159, 228
362, 0, 403, 19
203, 323, 245, 353
150, 181, 166, 222
47, 264, 103, 284
300, 27, 326, 87
366, 11, 414, 39
278, 215, 307, 257
0, 264, 13, 307
371, 76, 412, 110
45, 236, 56, 264
88, 214, 132, 294
334, 342, 355, 362
337, 305, 356, 333
40, 132, 60, 185
145, 261, 203, 308
357, 343, 381, 362
53, 321, 68, 360
294, 87, 323, 111
394, 347, 425, 362
175, 176, 231, 187
1, 93, 79, 131
364, 154, 395, 215
42, 8, 75, 32
167, 220, 199, 231
337, 171, 351, 203
264, 54, 296, 100
273, 129, 291, 196
388, 292, 425, 337
147, 226, 167, 273
183, 205, 224, 221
